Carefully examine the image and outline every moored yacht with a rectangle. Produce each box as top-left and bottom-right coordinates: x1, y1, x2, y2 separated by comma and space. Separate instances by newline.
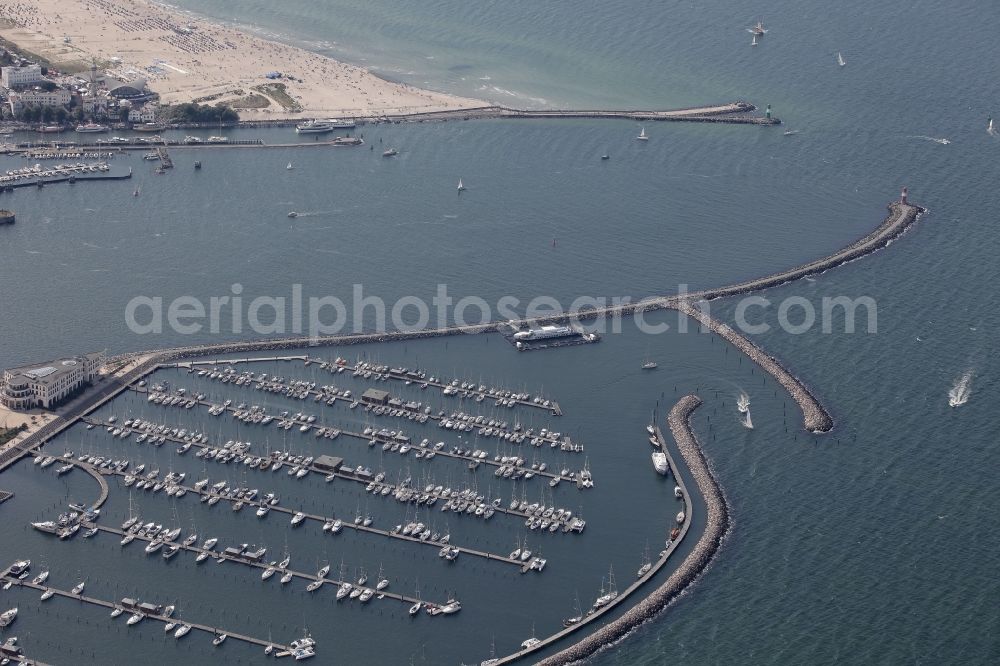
652, 451, 669, 475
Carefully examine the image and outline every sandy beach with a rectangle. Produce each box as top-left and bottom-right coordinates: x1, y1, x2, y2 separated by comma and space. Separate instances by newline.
0, 0, 484, 119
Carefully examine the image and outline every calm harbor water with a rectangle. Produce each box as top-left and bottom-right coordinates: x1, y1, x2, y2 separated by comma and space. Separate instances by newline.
2, 0, 1000, 663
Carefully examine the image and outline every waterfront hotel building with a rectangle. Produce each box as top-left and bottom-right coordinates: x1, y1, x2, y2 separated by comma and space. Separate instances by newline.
1, 352, 105, 410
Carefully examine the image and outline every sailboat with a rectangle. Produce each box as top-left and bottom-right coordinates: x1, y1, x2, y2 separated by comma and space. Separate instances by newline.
751, 33, 758, 47
457, 178, 466, 192
562, 593, 584, 627
748, 20, 767, 36
133, 184, 140, 197
641, 352, 657, 370
286, 162, 294, 170
837, 52, 846, 67
636, 127, 649, 141
988, 116, 995, 134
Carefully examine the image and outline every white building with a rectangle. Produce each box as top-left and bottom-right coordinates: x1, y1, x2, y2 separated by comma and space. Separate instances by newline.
128, 103, 157, 123
82, 93, 111, 118
1, 64, 43, 89
1, 352, 105, 410
7, 88, 72, 115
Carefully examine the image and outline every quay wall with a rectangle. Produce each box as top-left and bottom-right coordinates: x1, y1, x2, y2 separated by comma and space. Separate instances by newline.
536, 395, 729, 666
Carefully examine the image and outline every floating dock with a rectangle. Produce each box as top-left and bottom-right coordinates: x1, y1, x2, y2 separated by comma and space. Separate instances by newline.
0, 573, 297, 654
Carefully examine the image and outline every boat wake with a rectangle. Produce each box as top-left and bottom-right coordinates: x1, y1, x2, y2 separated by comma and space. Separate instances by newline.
909, 135, 951, 145
948, 370, 974, 407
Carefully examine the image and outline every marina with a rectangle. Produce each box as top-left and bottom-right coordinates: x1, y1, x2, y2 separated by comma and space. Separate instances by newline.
0, 162, 131, 190
0, 572, 301, 655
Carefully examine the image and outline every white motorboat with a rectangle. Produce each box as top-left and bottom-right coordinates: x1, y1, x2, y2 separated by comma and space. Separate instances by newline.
652, 451, 669, 475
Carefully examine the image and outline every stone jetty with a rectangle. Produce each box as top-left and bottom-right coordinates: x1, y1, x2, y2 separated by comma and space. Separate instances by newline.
536, 395, 729, 666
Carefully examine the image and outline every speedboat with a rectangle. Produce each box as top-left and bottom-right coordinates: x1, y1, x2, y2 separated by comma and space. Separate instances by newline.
0, 608, 17, 627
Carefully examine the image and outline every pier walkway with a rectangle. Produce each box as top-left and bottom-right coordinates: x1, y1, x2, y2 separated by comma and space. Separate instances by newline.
373, 101, 778, 125
82, 524, 450, 608
0, 574, 295, 653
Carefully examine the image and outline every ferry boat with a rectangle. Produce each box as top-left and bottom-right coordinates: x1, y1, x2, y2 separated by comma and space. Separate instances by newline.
326, 118, 356, 129
295, 120, 334, 134
134, 123, 167, 132
513, 324, 575, 342
75, 123, 109, 133
37, 125, 64, 133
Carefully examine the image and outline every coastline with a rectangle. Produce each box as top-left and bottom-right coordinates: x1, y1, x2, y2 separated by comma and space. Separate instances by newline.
0, 0, 484, 119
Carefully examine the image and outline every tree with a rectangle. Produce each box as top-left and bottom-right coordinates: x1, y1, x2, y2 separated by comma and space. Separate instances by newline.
55, 107, 67, 122
41, 106, 54, 122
